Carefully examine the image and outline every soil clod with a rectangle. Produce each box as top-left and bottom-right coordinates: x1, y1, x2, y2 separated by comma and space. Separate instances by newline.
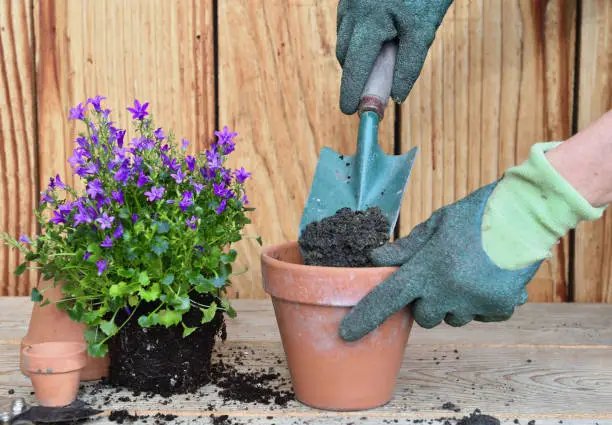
298, 207, 390, 267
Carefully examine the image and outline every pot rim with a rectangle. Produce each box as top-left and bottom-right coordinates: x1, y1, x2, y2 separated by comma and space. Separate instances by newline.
261, 241, 398, 274
261, 241, 399, 306
22, 341, 87, 374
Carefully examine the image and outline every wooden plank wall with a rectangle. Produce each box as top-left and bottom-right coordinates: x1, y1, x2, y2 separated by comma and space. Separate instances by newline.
0, 0, 610, 302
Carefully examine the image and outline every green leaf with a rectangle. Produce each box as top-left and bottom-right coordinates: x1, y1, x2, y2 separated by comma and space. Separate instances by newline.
109, 282, 128, 298
122, 230, 132, 242
220, 249, 238, 263
128, 295, 139, 307
158, 309, 182, 327
82, 310, 101, 326
84, 328, 101, 344
192, 276, 216, 294
67, 304, 84, 322
88, 343, 108, 358
211, 275, 227, 288
256, 236, 263, 246
221, 299, 237, 319
30, 288, 42, 302
99, 320, 118, 337
14, 262, 27, 276
155, 221, 171, 234
161, 274, 174, 286
40, 299, 51, 307
134, 220, 145, 235
117, 268, 136, 278
86, 242, 99, 253
139, 282, 161, 302
151, 237, 169, 256
138, 313, 159, 327
138, 271, 150, 286
200, 302, 218, 324
182, 324, 197, 338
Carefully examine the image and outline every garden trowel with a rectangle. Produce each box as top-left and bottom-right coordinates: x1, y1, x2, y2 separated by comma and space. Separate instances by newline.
299, 41, 418, 238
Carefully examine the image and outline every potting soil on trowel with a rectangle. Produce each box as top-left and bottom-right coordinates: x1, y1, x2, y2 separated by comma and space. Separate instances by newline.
298, 207, 389, 267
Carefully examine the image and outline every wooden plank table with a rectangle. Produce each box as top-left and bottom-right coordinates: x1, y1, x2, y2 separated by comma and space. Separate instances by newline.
1, 297, 611, 425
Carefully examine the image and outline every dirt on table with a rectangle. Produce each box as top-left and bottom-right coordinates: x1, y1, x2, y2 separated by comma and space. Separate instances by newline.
107, 293, 226, 397
298, 206, 390, 267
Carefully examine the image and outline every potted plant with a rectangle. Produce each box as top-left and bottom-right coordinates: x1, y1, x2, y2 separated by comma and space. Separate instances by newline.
261, 207, 413, 411
3, 96, 256, 396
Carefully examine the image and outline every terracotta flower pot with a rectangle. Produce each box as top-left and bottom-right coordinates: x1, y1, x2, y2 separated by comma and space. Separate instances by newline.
261, 241, 413, 411
22, 341, 87, 406
20, 280, 109, 381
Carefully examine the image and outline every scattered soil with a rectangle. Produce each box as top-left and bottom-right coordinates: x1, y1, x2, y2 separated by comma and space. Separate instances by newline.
456, 409, 501, 425
108, 409, 139, 423
442, 402, 461, 412
298, 206, 390, 267
108, 293, 226, 397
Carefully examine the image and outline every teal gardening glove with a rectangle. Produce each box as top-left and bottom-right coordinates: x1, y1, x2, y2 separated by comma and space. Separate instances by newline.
336, 0, 453, 114
339, 142, 607, 341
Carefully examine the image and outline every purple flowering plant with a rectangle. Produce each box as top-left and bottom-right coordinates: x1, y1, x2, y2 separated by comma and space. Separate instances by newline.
2, 97, 257, 357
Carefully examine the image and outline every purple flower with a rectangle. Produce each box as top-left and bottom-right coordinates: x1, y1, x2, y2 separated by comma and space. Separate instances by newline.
55, 174, 66, 189
215, 126, 238, 143
179, 191, 194, 211
154, 128, 166, 140
131, 214, 139, 223
110, 127, 126, 147
171, 169, 186, 184
181, 139, 190, 150
241, 194, 249, 205
126, 99, 149, 120
49, 210, 66, 225
222, 141, 235, 155
96, 259, 108, 276
100, 235, 113, 248
162, 155, 180, 171
75, 136, 88, 150
75, 162, 99, 178
40, 191, 54, 204
112, 147, 128, 160
141, 138, 155, 150
213, 182, 230, 198
83, 252, 91, 260
114, 160, 132, 184
68, 103, 86, 120
19, 234, 31, 244
191, 179, 204, 194
86, 179, 105, 199
235, 167, 251, 183
144, 186, 165, 202
216, 199, 227, 214
200, 167, 214, 181
67, 151, 86, 169
206, 150, 222, 171
166, 199, 175, 204
111, 190, 124, 205
160, 144, 170, 152
73, 206, 94, 226
185, 156, 196, 172
96, 212, 115, 230
186, 216, 198, 230
102, 109, 111, 120
113, 223, 124, 239
195, 245, 204, 253
137, 171, 151, 187
87, 95, 106, 112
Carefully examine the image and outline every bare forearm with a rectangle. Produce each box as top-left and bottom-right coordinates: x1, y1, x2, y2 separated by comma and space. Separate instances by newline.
546, 109, 612, 207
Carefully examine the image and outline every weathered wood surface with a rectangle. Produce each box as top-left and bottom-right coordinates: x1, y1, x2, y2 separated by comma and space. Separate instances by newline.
3, 298, 612, 424
400, 0, 577, 303
34, 0, 216, 192
574, 0, 612, 302
217, 0, 396, 299
0, 0, 39, 295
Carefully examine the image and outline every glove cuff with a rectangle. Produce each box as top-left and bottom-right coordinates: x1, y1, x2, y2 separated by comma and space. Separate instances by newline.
482, 141, 607, 270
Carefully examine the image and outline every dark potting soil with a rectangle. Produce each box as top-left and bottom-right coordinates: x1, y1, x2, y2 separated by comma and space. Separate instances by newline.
107, 293, 226, 397
298, 206, 390, 267
456, 409, 501, 425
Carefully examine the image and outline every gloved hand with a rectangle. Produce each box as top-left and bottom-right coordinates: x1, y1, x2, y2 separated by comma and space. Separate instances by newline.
336, 0, 453, 114
339, 142, 607, 341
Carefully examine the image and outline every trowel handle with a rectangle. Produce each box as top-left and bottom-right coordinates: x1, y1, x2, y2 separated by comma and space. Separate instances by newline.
358, 40, 398, 120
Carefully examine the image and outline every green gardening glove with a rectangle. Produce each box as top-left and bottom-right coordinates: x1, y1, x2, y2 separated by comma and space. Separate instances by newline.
339, 141, 607, 341
336, 0, 453, 114
339, 182, 541, 341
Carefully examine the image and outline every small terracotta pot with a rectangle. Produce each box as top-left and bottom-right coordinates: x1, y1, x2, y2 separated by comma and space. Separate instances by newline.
22, 341, 87, 406
261, 241, 413, 411
20, 280, 109, 381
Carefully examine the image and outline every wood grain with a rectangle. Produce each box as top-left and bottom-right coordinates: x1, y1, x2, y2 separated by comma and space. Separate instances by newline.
574, 0, 612, 302
34, 0, 216, 192
399, 0, 577, 302
218, 1, 396, 299
1, 299, 612, 422
2, 298, 612, 347
0, 0, 39, 296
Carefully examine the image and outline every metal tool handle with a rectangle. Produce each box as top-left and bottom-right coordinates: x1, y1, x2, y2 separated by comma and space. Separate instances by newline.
358, 40, 398, 120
